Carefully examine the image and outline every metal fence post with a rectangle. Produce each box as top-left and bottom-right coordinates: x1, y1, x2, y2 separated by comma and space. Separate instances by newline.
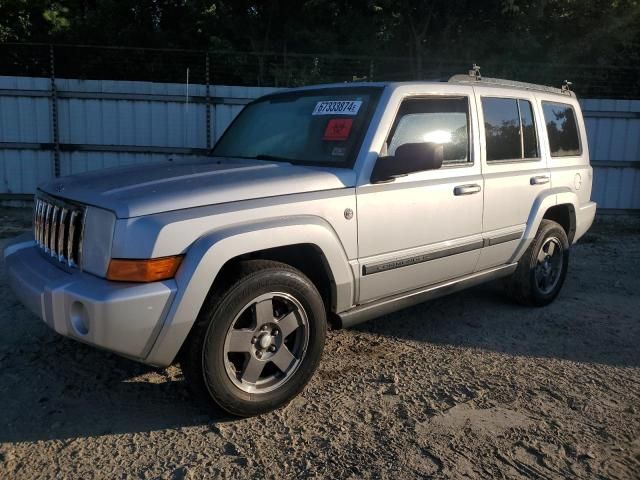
49, 44, 61, 177
205, 53, 211, 149
283, 46, 288, 87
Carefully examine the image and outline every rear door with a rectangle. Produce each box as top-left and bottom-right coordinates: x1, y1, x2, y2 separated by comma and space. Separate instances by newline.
475, 88, 551, 270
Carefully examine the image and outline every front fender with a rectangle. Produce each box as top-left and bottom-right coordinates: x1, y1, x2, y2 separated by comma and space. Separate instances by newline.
509, 187, 579, 263
145, 215, 354, 366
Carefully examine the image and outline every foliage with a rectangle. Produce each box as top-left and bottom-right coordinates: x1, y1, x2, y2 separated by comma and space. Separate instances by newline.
1, 0, 639, 93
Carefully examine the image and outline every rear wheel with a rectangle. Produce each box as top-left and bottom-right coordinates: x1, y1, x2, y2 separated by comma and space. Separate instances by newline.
181, 260, 326, 417
506, 219, 569, 306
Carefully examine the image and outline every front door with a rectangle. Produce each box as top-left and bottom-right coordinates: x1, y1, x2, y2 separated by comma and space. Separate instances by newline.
356, 92, 484, 303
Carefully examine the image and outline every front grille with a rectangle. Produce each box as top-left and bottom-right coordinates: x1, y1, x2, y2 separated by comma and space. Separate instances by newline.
33, 195, 85, 267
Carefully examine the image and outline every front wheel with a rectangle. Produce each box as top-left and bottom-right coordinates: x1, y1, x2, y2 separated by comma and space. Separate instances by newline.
181, 260, 326, 417
506, 219, 570, 306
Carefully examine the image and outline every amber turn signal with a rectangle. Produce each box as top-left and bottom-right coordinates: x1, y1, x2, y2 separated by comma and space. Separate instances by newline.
106, 256, 183, 282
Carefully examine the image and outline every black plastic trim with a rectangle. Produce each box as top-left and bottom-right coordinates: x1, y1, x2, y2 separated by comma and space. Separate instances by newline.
362, 239, 483, 276
483, 231, 524, 247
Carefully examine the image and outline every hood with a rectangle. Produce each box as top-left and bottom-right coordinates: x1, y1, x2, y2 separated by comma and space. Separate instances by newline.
39, 158, 355, 218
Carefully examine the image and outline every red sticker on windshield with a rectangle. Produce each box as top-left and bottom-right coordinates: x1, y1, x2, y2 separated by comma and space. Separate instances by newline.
323, 118, 353, 141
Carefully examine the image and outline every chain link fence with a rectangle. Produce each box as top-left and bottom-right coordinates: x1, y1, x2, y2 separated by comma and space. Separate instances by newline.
1, 42, 639, 99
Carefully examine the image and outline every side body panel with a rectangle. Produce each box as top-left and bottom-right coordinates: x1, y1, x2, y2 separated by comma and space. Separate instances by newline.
536, 92, 594, 242
355, 84, 484, 303
473, 86, 551, 270
112, 189, 358, 260
145, 214, 356, 366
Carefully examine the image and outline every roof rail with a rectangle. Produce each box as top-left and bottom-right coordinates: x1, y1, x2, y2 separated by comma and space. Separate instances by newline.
449, 66, 575, 97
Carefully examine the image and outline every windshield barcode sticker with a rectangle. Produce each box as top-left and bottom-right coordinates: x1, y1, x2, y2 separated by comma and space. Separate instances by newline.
312, 100, 362, 115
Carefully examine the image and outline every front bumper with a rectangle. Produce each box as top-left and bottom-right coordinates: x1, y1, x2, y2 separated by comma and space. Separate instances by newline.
3, 235, 177, 363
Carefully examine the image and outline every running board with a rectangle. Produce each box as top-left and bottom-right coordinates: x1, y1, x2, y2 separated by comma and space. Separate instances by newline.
338, 263, 518, 328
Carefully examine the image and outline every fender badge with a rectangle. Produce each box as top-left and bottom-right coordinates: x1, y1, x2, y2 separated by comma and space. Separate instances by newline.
344, 208, 354, 220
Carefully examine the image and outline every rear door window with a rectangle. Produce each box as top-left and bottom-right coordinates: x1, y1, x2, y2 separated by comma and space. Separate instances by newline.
482, 97, 539, 162
542, 102, 581, 157
482, 98, 521, 161
520, 100, 539, 158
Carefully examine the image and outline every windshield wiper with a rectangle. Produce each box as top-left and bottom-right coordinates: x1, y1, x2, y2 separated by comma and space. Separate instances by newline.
254, 154, 298, 163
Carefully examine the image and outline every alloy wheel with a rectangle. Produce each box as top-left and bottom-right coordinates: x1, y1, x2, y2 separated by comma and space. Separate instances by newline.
222, 292, 310, 394
535, 237, 564, 295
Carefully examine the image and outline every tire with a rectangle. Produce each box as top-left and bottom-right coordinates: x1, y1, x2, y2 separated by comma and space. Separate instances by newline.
180, 260, 327, 417
506, 219, 570, 307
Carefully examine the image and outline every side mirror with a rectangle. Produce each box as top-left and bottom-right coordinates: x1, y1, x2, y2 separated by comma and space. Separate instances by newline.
370, 142, 444, 184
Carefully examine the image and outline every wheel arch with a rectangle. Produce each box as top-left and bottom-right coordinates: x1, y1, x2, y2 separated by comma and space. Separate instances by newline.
510, 188, 579, 263
542, 203, 577, 244
144, 216, 354, 366
213, 243, 339, 318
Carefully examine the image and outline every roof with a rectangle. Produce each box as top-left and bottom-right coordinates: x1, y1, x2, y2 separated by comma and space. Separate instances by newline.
448, 74, 576, 98
270, 76, 575, 99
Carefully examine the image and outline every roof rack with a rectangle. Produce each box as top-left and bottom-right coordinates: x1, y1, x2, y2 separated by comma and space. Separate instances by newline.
448, 64, 575, 97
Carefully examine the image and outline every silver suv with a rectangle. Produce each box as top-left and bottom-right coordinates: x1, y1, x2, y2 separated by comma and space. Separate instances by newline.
4, 74, 596, 416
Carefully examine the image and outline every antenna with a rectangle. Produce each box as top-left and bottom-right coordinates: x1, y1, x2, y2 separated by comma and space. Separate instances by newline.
184, 67, 190, 147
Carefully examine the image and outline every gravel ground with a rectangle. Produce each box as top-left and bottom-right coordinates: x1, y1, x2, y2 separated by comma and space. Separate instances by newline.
0, 207, 639, 479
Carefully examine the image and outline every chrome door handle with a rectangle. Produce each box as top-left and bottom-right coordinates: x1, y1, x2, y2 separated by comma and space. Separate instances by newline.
454, 184, 481, 196
530, 175, 550, 185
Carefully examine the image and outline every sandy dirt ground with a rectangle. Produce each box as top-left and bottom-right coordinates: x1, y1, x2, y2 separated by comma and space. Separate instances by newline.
0, 207, 639, 479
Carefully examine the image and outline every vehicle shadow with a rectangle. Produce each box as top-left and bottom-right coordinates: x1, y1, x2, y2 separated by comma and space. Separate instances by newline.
1, 279, 637, 444
0, 234, 235, 444
0, 331, 236, 444
354, 276, 640, 370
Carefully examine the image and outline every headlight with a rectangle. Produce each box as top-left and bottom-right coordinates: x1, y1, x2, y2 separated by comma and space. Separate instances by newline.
81, 206, 117, 276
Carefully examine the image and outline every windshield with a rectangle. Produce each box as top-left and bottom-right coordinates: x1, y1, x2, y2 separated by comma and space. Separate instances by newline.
211, 87, 383, 167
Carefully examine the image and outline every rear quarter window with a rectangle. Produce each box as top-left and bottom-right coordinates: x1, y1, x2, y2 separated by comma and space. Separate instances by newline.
542, 102, 582, 157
